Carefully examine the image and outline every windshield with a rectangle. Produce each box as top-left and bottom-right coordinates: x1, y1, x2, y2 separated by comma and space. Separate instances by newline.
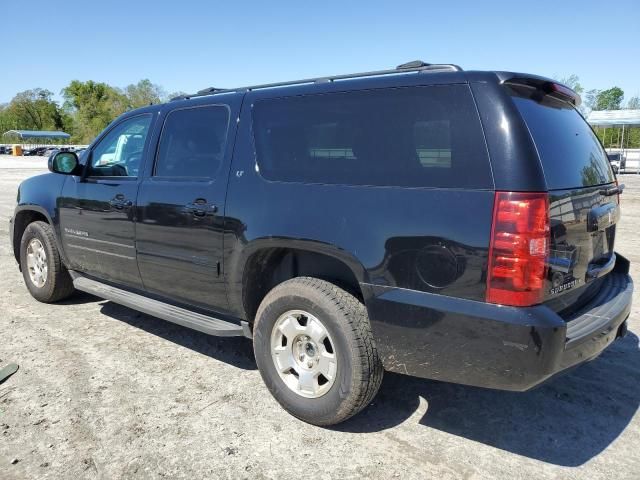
511, 93, 615, 190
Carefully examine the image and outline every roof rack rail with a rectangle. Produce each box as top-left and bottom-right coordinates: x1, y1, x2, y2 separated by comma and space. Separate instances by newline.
170, 60, 462, 101
196, 87, 226, 95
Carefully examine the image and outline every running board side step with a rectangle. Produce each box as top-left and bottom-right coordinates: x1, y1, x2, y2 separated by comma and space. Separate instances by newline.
73, 276, 251, 338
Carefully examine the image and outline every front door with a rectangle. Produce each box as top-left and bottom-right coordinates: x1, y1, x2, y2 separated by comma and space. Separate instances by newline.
58, 114, 154, 289
136, 103, 236, 312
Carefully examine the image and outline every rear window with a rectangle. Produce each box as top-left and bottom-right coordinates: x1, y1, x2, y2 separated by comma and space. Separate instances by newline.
252, 85, 492, 188
512, 94, 614, 190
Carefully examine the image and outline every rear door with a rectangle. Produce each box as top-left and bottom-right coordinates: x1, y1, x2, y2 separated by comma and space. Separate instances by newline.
510, 91, 619, 311
135, 99, 239, 312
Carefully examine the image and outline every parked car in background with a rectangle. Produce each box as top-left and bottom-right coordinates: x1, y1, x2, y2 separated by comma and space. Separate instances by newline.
42, 148, 58, 158
608, 153, 622, 174
9, 62, 632, 426
23, 147, 46, 156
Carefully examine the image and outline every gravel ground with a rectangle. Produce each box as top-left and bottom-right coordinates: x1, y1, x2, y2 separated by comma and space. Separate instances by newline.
1, 155, 639, 479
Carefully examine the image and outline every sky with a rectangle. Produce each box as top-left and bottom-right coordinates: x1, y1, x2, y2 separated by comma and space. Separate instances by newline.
2, 0, 639, 105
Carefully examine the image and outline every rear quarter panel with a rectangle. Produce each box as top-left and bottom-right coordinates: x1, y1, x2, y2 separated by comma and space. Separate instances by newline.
468, 78, 546, 191
223, 85, 495, 319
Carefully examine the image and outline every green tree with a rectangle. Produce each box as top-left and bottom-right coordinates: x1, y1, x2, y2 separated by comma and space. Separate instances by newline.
594, 87, 624, 111
5, 88, 65, 131
125, 79, 165, 109
627, 96, 640, 109
595, 125, 640, 149
62, 80, 128, 143
585, 89, 600, 112
0, 103, 18, 134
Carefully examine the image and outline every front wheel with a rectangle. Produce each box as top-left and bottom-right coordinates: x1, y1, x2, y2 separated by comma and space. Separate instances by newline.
19, 221, 74, 303
253, 277, 383, 426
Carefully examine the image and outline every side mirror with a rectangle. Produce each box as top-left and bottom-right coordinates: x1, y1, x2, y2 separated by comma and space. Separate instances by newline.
49, 151, 81, 175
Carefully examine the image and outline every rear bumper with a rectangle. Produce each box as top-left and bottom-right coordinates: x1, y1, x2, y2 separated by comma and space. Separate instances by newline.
363, 253, 633, 391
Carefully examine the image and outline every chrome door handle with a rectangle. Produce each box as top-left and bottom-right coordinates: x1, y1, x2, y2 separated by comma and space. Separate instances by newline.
184, 201, 217, 217
109, 197, 132, 209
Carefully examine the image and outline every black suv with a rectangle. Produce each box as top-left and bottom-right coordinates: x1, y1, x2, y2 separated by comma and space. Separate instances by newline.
10, 62, 632, 425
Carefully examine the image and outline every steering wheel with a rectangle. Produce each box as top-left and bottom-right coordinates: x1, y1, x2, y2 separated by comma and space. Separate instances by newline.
124, 152, 143, 176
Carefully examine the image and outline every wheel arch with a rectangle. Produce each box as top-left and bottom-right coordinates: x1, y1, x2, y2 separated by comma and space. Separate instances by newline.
231, 239, 369, 323
12, 206, 58, 265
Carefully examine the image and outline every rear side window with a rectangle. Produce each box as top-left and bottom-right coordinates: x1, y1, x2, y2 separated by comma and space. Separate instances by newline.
252, 85, 492, 188
155, 105, 229, 178
512, 94, 614, 190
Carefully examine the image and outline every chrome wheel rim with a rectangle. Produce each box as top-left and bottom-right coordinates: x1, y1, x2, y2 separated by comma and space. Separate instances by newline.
270, 310, 338, 399
26, 238, 47, 288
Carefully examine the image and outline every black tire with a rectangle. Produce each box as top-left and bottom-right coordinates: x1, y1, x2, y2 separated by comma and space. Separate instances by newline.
253, 277, 383, 426
19, 221, 74, 303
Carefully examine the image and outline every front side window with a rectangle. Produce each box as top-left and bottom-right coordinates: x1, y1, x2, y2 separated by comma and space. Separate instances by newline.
155, 105, 230, 178
88, 115, 152, 177
252, 85, 492, 188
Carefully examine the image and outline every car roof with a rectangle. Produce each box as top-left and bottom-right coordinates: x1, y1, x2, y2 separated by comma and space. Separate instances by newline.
121, 66, 564, 116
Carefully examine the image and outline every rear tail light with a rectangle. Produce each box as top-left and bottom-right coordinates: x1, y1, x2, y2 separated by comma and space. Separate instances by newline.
486, 192, 550, 307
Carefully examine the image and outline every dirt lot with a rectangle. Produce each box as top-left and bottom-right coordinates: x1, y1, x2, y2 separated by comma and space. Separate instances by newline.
1, 155, 639, 480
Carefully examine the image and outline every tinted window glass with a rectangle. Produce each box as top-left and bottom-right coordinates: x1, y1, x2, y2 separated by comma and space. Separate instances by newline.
252, 85, 492, 188
155, 106, 229, 178
512, 94, 614, 189
89, 115, 151, 177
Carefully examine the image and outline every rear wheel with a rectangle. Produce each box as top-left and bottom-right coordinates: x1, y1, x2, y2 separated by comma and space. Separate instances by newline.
20, 221, 74, 303
253, 277, 383, 426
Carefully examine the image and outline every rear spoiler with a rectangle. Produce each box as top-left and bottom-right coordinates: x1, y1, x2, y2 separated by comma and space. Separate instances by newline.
495, 72, 582, 107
